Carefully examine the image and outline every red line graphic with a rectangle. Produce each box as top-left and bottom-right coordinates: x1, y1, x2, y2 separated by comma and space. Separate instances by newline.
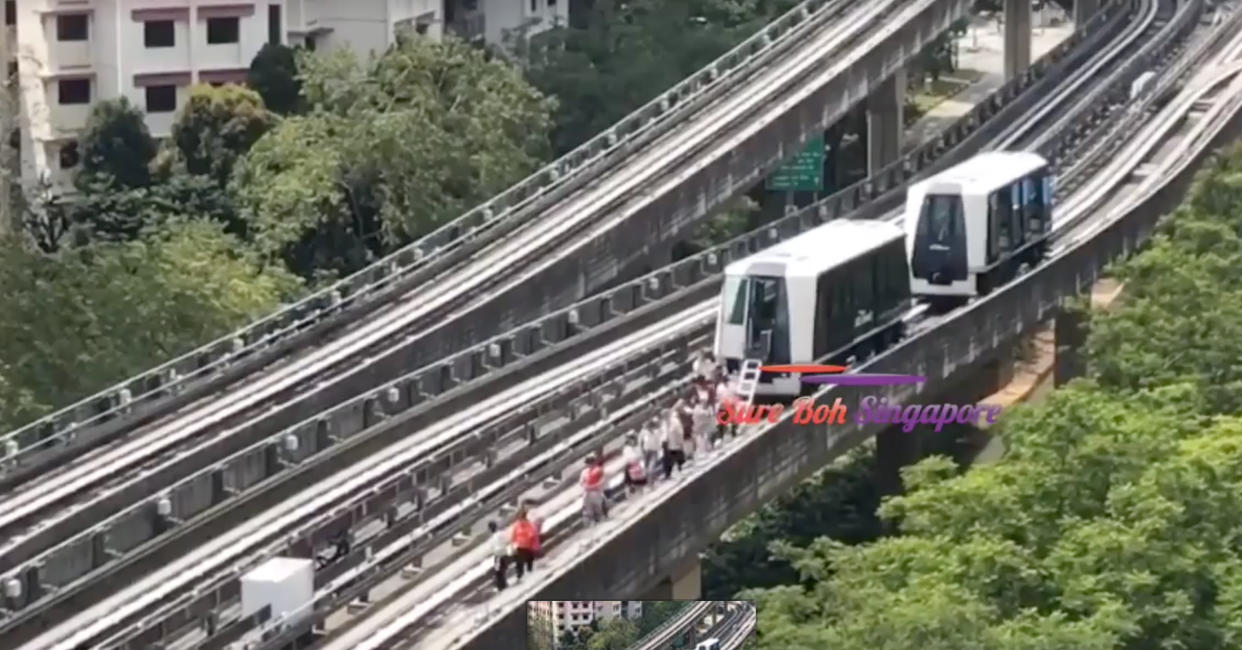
759, 364, 848, 374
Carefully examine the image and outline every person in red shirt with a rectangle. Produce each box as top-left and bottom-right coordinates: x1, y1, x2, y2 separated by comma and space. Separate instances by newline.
510, 505, 540, 581
580, 454, 608, 523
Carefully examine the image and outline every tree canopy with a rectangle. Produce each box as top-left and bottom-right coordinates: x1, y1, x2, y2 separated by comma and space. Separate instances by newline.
741, 141, 1242, 649
231, 34, 555, 278
0, 220, 300, 429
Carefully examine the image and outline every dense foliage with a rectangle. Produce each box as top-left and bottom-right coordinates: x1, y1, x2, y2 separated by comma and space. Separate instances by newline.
740, 141, 1242, 648
0, 220, 299, 427
232, 35, 554, 278
0, 33, 553, 429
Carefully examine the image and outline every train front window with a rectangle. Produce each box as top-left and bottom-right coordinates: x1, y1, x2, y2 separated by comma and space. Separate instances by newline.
750, 276, 781, 328
724, 276, 748, 325
919, 195, 960, 246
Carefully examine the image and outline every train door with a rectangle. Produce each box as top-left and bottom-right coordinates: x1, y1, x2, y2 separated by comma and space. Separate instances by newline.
1008, 183, 1025, 250
1041, 173, 1055, 232
1022, 176, 1043, 236
746, 276, 791, 365
910, 194, 968, 284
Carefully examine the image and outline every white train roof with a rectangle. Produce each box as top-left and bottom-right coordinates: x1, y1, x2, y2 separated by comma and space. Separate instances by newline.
913, 150, 1049, 196
724, 219, 903, 278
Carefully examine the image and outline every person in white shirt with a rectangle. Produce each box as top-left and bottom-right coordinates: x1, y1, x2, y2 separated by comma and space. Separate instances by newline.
640, 419, 662, 480
488, 520, 510, 591
694, 349, 717, 383
662, 402, 686, 479
622, 434, 647, 494
683, 394, 699, 460
692, 397, 713, 455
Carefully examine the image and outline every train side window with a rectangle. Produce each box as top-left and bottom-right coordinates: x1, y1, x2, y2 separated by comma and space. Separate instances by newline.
853, 260, 871, 315
814, 274, 831, 356
726, 277, 748, 325
872, 254, 885, 308
991, 191, 1009, 254
1010, 183, 1025, 246
890, 242, 908, 303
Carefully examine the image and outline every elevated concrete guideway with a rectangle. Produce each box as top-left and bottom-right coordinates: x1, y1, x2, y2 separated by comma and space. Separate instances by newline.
862, 0, 1040, 172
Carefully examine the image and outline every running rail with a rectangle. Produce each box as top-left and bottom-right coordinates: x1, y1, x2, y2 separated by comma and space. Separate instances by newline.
629, 602, 714, 650
0, 0, 970, 574
0, 0, 849, 480
440, 29, 1242, 650
0, 1, 1128, 632
0, 1, 1139, 639
298, 7, 1232, 646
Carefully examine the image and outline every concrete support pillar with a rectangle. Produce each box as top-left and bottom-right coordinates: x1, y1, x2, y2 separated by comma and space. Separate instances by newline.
866, 68, 905, 175
1004, 0, 1032, 81
1073, 0, 1099, 26
644, 556, 702, 600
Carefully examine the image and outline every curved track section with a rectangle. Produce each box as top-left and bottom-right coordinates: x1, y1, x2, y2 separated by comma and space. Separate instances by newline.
0, 4, 1135, 645
0, 0, 846, 481
0, 0, 964, 588
48, 2, 1202, 646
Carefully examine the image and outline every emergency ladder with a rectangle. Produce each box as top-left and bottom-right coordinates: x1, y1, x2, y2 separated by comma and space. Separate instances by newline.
734, 359, 764, 405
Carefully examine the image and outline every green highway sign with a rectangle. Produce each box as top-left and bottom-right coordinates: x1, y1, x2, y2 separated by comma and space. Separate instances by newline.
767, 134, 825, 192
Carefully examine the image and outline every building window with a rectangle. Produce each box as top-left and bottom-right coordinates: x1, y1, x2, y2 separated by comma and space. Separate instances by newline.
144, 20, 175, 47
59, 141, 79, 169
145, 85, 177, 113
6, 61, 15, 82
206, 16, 239, 44
57, 14, 88, 41
58, 78, 91, 104
268, 4, 281, 44
5, 1, 14, 27
529, 0, 537, 11
8, 129, 19, 157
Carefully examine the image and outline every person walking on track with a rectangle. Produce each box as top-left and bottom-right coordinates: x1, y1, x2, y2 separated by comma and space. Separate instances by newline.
510, 506, 539, 582
580, 453, 608, 523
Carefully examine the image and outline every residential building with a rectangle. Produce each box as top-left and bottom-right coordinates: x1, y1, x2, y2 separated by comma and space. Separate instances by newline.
10, 0, 285, 193
528, 600, 644, 647
1, 0, 583, 204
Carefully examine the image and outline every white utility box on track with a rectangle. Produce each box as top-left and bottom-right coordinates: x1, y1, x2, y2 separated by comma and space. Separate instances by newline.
240, 556, 314, 625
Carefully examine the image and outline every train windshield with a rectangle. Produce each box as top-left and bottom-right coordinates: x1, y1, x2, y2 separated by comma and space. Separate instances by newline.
744, 275, 790, 364
912, 193, 968, 284
922, 195, 958, 247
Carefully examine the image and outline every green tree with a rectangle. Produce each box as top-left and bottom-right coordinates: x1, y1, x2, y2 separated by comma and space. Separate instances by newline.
233, 34, 554, 278
739, 141, 1242, 649
521, 0, 764, 155
585, 617, 639, 650
171, 84, 276, 189
76, 97, 157, 191
247, 42, 302, 114
0, 220, 300, 429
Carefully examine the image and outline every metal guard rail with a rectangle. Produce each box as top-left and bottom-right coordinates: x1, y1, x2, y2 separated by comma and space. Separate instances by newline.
101, 334, 713, 649
0, 0, 1129, 615
0, 0, 1124, 478
98, 9, 1151, 641
266, 20, 1242, 650
0, 0, 845, 468
1035, 0, 1203, 165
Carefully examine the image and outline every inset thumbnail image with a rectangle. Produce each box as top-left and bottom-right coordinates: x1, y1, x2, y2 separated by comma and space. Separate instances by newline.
526, 600, 756, 649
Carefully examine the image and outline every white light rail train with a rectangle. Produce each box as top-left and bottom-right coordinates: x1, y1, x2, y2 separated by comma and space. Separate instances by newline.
714, 151, 1054, 397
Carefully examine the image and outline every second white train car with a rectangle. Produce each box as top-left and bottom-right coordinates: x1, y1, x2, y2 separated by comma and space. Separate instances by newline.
714, 219, 911, 397
904, 151, 1054, 304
